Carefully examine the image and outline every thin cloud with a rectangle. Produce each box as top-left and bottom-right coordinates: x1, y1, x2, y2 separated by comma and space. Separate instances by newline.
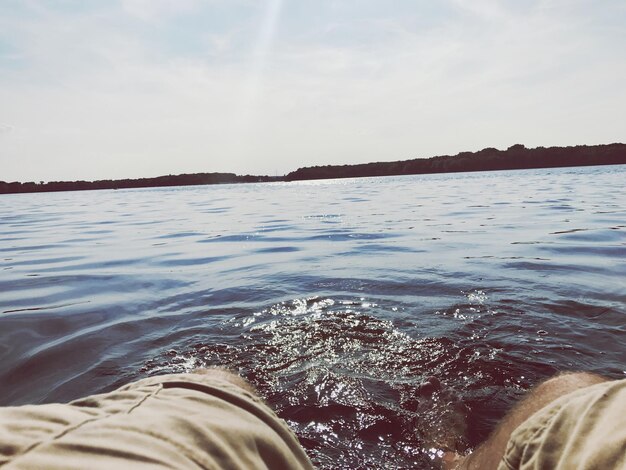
120, 0, 202, 22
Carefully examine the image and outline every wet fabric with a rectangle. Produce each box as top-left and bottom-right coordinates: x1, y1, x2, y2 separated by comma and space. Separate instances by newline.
499, 378, 626, 470
0, 373, 314, 469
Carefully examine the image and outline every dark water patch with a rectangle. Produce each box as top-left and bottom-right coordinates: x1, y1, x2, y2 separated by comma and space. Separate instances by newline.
540, 244, 626, 257
0, 274, 191, 305
254, 246, 301, 254
3, 301, 91, 315
0, 236, 28, 242
259, 218, 290, 224
200, 232, 398, 244
30, 258, 146, 272
550, 228, 589, 235
202, 207, 231, 214
0, 287, 86, 313
340, 244, 421, 254
60, 237, 102, 244
91, 220, 117, 225
3, 256, 84, 267
342, 197, 369, 202
463, 255, 550, 261
0, 244, 66, 253
156, 232, 203, 239
539, 300, 625, 322
0, 216, 67, 225
0, 318, 144, 405
0, 229, 33, 236
550, 228, 625, 242
0, 214, 30, 222
288, 275, 466, 302
306, 232, 397, 242
154, 256, 229, 267
82, 229, 114, 234
119, 220, 164, 226
158, 287, 289, 311
446, 211, 479, 217
503, 260, 610, 274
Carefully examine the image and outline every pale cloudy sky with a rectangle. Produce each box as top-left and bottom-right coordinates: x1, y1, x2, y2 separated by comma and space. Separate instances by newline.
0, 0, 624, 182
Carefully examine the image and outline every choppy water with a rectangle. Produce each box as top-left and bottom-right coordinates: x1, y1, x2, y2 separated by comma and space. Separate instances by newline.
1, 166, 625, 468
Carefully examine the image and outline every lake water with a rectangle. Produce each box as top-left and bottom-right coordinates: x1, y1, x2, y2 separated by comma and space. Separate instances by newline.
1, 166, 625, 468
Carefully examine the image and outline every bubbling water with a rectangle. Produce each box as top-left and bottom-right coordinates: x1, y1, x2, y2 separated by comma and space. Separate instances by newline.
140, 295, 556, 468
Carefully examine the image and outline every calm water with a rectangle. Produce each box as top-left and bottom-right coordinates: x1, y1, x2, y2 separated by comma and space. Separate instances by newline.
1, 166, 625, 468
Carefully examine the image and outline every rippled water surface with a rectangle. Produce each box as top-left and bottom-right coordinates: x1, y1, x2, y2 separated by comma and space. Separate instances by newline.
1, 166, 625, 468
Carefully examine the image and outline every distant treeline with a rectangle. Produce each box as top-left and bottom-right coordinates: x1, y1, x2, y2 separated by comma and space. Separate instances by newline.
0, 173, 278, 195
284, 143, 626, 181
1, 143, 625, 194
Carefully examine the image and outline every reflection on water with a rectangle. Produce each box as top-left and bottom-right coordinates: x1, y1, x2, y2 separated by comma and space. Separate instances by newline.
0, 166, 625, 468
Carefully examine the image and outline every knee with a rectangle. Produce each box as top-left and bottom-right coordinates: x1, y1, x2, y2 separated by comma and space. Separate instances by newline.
535, 371, 607, 396
192, 367, 258, 394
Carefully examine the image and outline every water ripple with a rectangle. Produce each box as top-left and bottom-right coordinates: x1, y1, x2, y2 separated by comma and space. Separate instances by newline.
0, 166, 624, 469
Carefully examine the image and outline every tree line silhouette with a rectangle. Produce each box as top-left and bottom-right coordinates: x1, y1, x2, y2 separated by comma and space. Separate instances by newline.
284, 143, 626, 181
1, 143, 624, 194
0, 173, 277, 194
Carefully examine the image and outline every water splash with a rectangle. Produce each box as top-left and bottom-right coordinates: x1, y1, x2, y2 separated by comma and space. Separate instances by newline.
140, 295, 548, 468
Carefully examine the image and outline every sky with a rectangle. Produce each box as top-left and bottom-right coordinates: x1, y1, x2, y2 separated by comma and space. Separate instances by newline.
0, 0, 624, 182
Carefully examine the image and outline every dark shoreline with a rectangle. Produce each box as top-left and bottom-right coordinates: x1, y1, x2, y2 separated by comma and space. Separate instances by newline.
2, 143, 624, 195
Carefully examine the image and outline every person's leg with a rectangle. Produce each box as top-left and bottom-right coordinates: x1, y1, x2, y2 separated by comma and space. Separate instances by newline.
0, 368, 314, 469
192, 367, 258, 394
452, 371, 608, 470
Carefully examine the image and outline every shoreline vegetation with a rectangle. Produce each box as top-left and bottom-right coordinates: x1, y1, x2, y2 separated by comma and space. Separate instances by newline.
2, 143, 624, 195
